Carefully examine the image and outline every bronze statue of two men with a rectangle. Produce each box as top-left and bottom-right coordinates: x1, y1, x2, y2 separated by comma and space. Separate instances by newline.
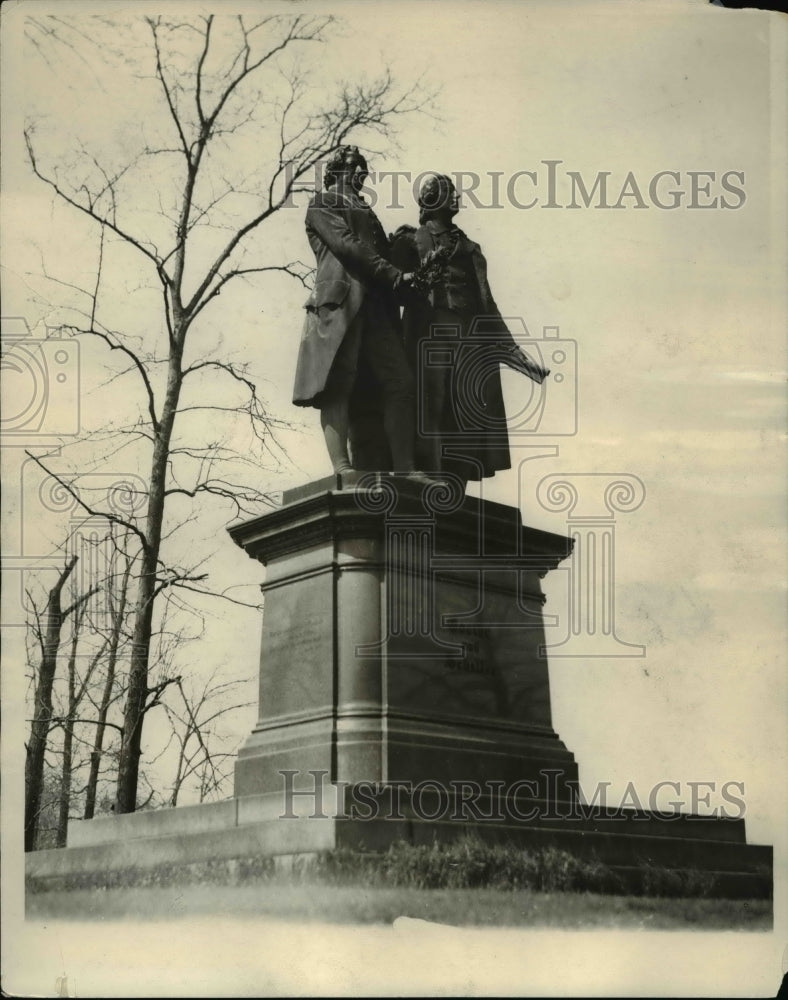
292, 145, 547, 489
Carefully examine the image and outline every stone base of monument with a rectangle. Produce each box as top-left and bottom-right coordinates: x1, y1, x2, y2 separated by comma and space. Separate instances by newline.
28, 786, 772, 900
26, 477, 772, 901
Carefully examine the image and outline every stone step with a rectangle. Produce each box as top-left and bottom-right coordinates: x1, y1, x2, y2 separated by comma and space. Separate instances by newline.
335, 786, 751, 844
28, 817, 336, 879
335, 816, 773, 877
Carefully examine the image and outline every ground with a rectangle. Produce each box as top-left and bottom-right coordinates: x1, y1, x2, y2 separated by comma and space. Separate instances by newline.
26, 882, 772, 930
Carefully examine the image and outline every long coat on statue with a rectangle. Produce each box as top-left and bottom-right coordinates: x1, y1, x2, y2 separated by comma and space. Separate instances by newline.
391, 221, 518, 482
292, 185, 402, 408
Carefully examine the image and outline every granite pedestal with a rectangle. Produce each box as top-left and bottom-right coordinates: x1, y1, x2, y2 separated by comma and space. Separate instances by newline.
230, 473, 577, 802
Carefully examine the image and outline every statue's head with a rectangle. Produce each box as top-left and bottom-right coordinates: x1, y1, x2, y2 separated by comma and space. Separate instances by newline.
418, 173, 460, 224
324, 145, 369, 193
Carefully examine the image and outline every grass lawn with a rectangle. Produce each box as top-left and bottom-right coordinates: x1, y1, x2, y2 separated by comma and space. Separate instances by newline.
26, 882, 772, 930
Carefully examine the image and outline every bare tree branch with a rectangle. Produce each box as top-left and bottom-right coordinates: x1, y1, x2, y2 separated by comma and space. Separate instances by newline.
148, 17, 190, 158
190, 262, 312, 318
23, 451, 148, 549
25, 129, 163, 270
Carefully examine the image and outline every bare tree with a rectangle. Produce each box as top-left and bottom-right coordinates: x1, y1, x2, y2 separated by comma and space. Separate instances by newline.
163, 670, 253, 807
55, 598, 106, 847
83, 546, 134, 819
24, 13, 428, 813
25, 527, 162, 846
24, 555, 98, 851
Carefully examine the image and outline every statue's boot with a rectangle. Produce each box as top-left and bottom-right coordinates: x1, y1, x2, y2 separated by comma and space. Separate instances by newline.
383, 398, 417, 473
321, 397, 354, 474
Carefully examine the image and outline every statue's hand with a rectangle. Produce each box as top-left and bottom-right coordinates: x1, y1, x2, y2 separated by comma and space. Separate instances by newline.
502, 345, 550, 384
408, 245, 451, 296
391, 224, 417, 241
394, 271, 421, 303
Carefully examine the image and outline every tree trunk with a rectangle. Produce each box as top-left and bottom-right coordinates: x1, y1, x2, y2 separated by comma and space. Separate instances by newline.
115, 352, 183, 813
25, 556, 78, 852
56, 605, 86, 848
170, 739, 187, 808
56, 721, 74, 848
84, 557, 131, 819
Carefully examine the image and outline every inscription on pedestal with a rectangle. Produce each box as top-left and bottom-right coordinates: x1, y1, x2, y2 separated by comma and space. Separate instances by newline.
387, 576, 551, 727
443, 626, 497, 677
258, 577, 333, 720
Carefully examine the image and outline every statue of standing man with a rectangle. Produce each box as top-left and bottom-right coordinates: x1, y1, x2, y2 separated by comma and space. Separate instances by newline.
391, 172, 549, 488
292, 146, 422, 478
